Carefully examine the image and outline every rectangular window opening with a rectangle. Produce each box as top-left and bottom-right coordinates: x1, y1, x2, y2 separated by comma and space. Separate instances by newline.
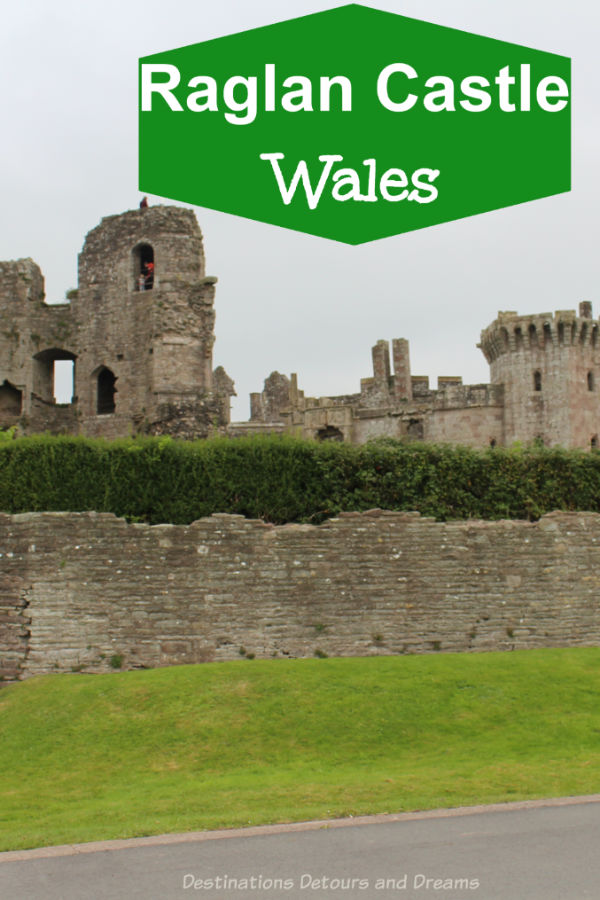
54, 360, 75, 404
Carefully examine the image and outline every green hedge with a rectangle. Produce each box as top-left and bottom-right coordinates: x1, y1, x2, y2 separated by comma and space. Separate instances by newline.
1, 433, 600, 524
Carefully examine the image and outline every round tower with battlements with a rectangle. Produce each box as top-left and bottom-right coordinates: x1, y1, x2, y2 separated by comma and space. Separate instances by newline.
479, 303, 600, 449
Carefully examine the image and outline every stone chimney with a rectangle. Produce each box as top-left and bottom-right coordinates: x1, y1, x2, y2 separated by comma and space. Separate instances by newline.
392, 338, 412, 400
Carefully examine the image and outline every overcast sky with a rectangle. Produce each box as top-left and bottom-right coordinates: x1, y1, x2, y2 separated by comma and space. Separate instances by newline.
1, 0, 598, 419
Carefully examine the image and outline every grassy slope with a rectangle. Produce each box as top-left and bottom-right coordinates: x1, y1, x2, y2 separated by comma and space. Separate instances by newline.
1, 649, 600, 851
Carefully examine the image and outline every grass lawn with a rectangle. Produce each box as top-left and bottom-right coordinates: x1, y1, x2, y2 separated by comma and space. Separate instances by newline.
1, 648, 600, 851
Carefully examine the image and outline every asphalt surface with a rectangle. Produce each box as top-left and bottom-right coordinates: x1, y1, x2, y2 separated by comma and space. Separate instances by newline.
1, 798, 599, 899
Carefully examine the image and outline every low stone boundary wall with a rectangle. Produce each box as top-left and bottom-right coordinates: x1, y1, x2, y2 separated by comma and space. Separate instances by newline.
1, 509, 599, 680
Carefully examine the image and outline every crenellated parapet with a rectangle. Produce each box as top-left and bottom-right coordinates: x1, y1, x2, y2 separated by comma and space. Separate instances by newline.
247, 299, 600, 451
478, 302, 600, 449
3, 210, 597, 451
479, 303, 599, 364
247, 337, 504, 447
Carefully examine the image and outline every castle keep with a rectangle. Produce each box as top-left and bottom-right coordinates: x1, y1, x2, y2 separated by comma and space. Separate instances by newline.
0, 204, 598, 449
0, 206, 234, 439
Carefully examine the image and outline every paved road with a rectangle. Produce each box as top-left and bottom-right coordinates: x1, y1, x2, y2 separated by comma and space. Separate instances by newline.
1, 799, 599, 899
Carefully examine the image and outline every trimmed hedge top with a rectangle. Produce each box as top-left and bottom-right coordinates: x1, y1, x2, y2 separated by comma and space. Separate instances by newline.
1, 433, 600, 524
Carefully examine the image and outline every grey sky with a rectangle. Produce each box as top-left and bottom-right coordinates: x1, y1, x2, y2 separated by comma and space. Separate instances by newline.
1, 1, 598, 419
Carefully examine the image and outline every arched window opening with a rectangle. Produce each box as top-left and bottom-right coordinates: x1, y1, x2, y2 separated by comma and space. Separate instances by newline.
489, 438, 497, 449
533, 370, 542, 392
97, 367, 117, 414
514, 327, 523, 349
132, 243, 154, 291
558, 322, 565, 345
528, 324, 538, 348
33, 349, 76, 404
592, 435, 599, 451
543, 323, 552, 346
500, 328, 509, 351
316, 425, 344, 442
588, 371, 595, 392
0, 380, 22, 419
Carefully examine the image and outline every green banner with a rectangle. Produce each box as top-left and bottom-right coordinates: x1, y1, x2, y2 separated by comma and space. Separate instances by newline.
139, 4, 571, 244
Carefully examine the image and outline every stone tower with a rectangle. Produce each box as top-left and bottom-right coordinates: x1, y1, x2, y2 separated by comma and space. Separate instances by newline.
0, 206, 234, 438
479, 303, 600, 448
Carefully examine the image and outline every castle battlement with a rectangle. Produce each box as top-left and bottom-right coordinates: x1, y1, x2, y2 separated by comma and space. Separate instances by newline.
251, 304, 599, 449
1, 207, 598, 451
480, 303, 598, 363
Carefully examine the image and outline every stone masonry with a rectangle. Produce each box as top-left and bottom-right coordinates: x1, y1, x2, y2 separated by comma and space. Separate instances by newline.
0, 206, 234, 439
249, 304, 600, 450
1, 509, 599, 681
1, 203, 598, 448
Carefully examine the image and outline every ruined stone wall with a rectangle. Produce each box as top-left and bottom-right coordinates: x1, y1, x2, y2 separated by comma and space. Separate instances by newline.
249, 336, 508, 448
0, 207, 234, 441
424, 385, 505, 447
247, 306, 600, 451
424, 406, 504, 447
250, 372, 293, 423
1, 509, 600, 681
264, 375, 505, 447
74, 206, 222, 438
28, 397, 78, 435
0, 260, 77, 433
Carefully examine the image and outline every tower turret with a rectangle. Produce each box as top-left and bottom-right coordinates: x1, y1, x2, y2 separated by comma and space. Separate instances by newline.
479, 304, 600, 448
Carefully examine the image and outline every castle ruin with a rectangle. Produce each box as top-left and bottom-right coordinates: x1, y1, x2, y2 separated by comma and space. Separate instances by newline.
248, 304, 600, 450
0, 204, 598, 450
2, 206, 600, 681
0, 206, 234, 439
